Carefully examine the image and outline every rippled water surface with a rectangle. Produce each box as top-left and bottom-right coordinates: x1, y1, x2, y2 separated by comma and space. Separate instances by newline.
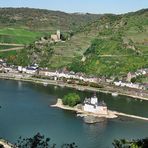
0, 80, 148, 148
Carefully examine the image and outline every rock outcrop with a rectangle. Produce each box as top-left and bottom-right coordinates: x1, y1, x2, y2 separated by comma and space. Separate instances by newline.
83, 115, 106, 124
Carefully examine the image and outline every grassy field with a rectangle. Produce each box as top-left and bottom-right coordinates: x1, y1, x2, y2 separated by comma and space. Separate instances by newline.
0, 28, 44, 44
0, 50, 17, 58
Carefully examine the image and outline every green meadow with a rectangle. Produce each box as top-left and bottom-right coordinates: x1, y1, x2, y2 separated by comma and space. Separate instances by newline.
0, 28, 43, 44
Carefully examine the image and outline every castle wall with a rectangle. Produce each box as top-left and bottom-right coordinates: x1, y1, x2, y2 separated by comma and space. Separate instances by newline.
84, 104, 108, 115
51, 35, 58, 41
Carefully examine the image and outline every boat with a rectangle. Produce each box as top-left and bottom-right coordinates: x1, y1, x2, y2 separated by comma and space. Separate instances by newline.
111, 92, 118, 97
43, 82, 48, 86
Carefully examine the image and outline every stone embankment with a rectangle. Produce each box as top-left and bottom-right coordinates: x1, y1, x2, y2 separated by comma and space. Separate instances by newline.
111, 111, 148, 121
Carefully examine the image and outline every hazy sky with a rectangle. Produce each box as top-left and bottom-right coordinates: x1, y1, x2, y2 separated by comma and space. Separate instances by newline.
0, 0, 148, 14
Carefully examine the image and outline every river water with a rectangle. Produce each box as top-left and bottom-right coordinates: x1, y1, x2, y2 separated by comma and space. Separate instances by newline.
0, 79, 148, 148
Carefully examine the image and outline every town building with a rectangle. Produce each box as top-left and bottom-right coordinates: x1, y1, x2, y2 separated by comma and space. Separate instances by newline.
83, 95, 108, 115
25, 67, 37, 75
18, 64, 38, 75
39, 69, 57, 77
114, 81, 144, 89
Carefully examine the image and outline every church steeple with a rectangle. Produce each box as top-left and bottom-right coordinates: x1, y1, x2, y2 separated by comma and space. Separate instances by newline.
90, 95, 98, 105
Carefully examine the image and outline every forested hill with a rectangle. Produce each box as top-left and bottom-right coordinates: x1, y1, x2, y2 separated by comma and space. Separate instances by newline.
0, 7, 101, 31
69, 9, 148, 76
0, 8, 148, 77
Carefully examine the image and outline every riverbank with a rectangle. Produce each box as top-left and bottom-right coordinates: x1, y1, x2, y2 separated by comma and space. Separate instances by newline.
0, 72, 148, 101
0, 139, 13, 148
51, 99, 148, 122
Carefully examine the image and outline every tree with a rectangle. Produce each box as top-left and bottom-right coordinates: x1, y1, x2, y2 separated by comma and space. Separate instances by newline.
0, 144, 4, 148
14, 133, 78, 148
15, 133, 51, 148
61, 143, 78, 148
131, 77, 136, 83
112, 138, 148, 148
62, 93, 81, 107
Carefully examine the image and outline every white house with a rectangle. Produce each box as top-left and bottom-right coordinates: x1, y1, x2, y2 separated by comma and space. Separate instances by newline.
25, 67, 37, 75
84, 77, 98, 83
18, 66, 23, 72
39, 70, 57, 77
83, 95, 108, 115
3, 67, 13, 73
114, 81, 144, 89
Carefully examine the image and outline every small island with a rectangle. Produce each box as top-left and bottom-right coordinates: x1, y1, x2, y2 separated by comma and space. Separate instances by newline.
51, 93, 117, 123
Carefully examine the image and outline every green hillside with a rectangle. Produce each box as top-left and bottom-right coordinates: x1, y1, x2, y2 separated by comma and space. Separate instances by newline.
0, 8, 101, 32
0, 8, 148, 77
0, 28, 43, 44
0, 8, 101, 62
69, 9, 148, 76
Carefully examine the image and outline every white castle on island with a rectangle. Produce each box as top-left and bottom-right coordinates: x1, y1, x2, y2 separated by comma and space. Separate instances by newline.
83, 95, 108, 115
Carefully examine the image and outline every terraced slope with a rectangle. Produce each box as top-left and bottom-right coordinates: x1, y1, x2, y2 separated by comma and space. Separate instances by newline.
67, 9, 148, 76
0, 8, 101, 62
0, 8, 147, 77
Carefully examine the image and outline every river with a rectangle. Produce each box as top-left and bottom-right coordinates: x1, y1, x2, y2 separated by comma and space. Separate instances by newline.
0, 79, 148, 148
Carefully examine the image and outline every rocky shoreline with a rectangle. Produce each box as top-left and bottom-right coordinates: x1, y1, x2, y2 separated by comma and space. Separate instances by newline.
0, 139, 13, 148
51, 99, 117, 123
51, 99, 148, 123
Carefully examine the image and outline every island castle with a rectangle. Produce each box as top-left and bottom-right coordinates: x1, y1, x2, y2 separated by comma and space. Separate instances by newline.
83, 95, 108, 115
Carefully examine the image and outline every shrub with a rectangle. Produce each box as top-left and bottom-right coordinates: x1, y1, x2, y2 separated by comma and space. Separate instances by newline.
63, 93, 80, 107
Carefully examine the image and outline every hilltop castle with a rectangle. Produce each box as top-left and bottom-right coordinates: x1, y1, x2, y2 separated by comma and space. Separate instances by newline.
51, 30, 61, 42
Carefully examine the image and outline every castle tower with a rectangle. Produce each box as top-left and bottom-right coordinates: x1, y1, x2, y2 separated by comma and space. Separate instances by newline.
90, 95, 98, 105
57, 30, 60, 40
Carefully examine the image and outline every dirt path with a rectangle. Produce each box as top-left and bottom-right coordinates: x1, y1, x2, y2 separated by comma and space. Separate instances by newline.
97, 54, 148, 57
0, 46, 24, 52
0, 43, 24, 46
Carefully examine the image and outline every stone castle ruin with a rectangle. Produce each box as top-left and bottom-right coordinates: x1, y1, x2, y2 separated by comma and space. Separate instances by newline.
51, 30, 61, 42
